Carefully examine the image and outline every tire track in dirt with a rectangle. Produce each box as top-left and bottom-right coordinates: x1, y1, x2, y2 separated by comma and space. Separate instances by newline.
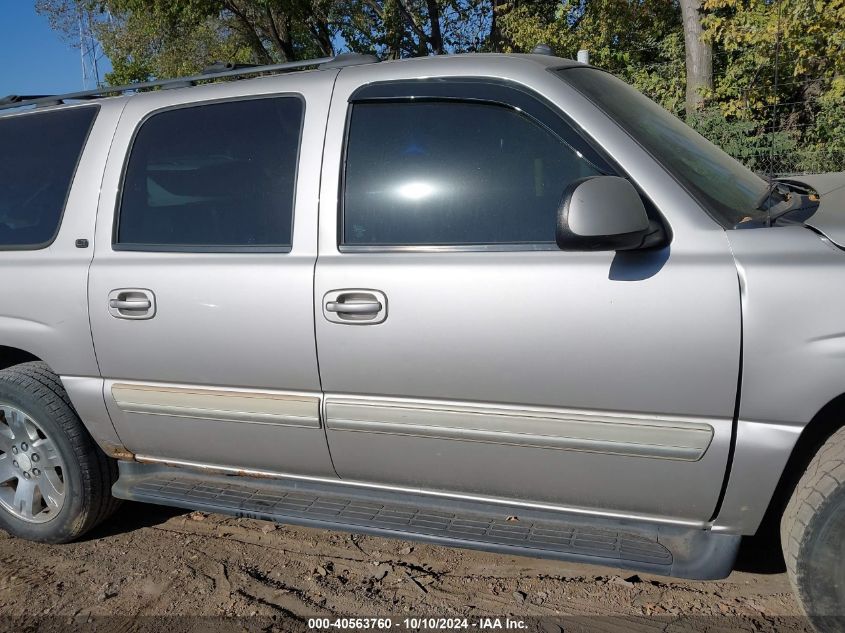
0, 504, 814, 632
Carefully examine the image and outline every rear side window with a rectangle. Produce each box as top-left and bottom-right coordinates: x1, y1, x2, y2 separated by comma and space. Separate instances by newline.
117, 96, 303, 250
0, 106, 97, 249
342, 101, 605, 247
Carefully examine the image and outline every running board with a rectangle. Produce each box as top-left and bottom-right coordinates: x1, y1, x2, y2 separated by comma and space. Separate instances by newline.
113, 462, 739, 580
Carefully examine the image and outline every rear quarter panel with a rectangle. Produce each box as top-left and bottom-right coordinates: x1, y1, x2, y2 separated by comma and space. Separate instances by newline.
0, 99, 127, 448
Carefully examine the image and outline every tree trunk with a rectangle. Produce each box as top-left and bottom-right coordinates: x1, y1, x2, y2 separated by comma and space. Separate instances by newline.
272, 12, 296, 61
266, 8, 295, 61
425, 0, 444, 54
225, 1, 273, 64
396, 0, 432, 55
680, 0, 713, 116
489, 0, 500, 52
310, 18, 335, 56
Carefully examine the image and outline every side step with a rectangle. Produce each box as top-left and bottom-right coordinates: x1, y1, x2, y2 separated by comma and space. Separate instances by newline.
113, 462, 740, 580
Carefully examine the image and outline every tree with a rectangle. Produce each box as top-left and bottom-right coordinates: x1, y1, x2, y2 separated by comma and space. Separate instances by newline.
38, 0, 488, 82
35, 0, 845, 175
336, 0, 488, 59
679, 0, 712, 115
37, 0, 339, 83
499, 0, 686, 113
703, 0, 845, 173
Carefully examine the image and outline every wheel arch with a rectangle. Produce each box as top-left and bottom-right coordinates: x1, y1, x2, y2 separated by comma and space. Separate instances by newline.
0, 346, 43, 372
0, 360, 121, 541
0, 350, 127, 461
751, 392, 845, 543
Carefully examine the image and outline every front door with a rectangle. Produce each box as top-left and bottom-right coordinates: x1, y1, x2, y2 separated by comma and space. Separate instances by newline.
313, 65, 741, 523
89, 74, 336, 476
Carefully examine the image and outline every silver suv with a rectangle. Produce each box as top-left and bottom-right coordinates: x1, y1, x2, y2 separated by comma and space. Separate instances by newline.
1, 52, 844, 630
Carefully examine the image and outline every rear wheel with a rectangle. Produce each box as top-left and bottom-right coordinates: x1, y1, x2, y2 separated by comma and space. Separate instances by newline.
0, 362, 119, 542
782, 425, 845, 632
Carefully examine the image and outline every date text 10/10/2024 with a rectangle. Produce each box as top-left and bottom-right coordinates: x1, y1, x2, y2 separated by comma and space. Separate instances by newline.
308, 618, 529, 630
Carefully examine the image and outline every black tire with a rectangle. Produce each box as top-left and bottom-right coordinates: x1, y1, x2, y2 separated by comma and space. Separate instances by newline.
782, 425, 845, 632
0, 361, 119, 542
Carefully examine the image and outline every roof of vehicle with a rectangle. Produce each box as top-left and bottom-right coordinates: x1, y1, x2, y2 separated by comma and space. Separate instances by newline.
0, 52, 584, 117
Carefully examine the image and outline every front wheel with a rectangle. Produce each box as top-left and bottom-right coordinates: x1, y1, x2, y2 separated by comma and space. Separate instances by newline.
782, 425, 845, 632
0, 362, 119, 542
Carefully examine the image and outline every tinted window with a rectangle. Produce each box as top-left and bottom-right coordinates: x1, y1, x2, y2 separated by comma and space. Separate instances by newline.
0, 106, 97, 248
118, 97, 303, 249
343, 101, 605, 246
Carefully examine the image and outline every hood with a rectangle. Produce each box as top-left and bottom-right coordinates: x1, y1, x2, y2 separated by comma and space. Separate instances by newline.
781, 172, 845, 249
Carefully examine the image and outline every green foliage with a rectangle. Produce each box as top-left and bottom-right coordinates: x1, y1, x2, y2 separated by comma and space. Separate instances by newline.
334, 0, 488, 59
686, 107, 797, 172
36, 0, 845, 174
499, 0, 844, 174
703, 0, 845, 173
95, 5, 255, 83
499, 0, 686, 113
39, 0, 488, 82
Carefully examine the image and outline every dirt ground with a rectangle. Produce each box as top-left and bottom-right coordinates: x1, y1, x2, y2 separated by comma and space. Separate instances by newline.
0, 502, 814, 633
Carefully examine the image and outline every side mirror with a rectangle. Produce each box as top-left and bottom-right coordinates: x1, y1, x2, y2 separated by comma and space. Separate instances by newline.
556, 176, 664, 251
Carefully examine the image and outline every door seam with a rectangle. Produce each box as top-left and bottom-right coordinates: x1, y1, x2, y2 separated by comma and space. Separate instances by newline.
313, 68, 343, 478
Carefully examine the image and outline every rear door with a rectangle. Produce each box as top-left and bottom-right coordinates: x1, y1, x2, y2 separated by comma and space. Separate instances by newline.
313, 61, 741, 523
88, 72, 337, 475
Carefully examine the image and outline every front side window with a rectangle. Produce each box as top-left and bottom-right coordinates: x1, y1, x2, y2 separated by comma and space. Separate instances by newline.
117, 96, 303, 250
0, 106, 97, 249
342, 100, 606, 247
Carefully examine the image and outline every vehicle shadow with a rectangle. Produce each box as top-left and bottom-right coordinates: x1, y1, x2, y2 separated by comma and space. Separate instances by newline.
609, 246, 671, 281
733, 532, 787, 575
82, 501, 186, 541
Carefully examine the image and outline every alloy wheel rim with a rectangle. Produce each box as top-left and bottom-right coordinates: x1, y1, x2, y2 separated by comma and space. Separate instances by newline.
0, 403, 66, 523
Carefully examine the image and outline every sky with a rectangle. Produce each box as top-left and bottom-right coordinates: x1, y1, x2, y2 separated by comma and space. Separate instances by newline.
0, 2, 111, 97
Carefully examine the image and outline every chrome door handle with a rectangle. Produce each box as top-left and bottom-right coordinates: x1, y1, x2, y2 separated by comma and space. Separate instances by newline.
325, 301, 382, 314
108, 289, 156, 320
323, 289, 388, 325
109, 299, 151, 311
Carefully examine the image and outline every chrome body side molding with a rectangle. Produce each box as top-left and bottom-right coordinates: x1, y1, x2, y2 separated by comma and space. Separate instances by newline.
325, 397, 714, 461
111, 383, 322, 428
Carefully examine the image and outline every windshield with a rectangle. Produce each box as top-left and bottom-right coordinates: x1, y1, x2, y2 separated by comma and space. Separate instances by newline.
557, 67, 769, 228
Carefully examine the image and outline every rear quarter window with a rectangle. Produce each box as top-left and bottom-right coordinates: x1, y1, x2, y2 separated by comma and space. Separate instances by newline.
0, 106, 98, 249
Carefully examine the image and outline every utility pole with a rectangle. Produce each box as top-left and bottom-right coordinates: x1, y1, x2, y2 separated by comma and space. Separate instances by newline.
78, 8, 101, 89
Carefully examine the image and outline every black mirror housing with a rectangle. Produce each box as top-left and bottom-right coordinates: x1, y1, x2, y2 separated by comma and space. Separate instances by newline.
556, 176, 665, 251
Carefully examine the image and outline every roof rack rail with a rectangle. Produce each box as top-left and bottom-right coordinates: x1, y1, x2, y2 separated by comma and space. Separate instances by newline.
0, 95, 53, 106
0, 52, 378, 113
201, 61, 259, 74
